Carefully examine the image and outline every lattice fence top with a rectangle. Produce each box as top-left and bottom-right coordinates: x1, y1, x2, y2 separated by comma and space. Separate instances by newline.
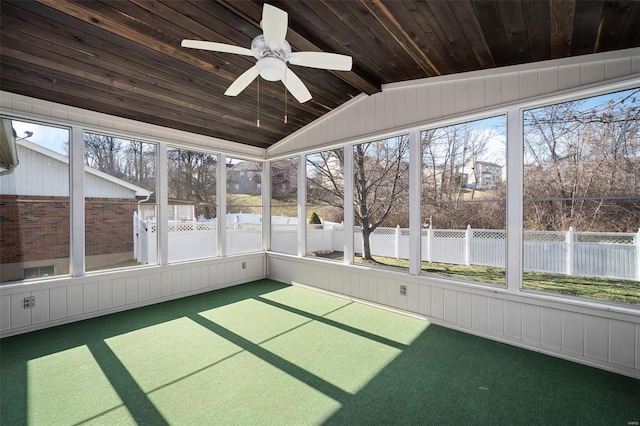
472, 230, 506, 239
576, 233, 635, 245
433, 230, 466, 239
373, 227, 396, 236
524, 231, 565, 242
169, 223, 195, 232
226, 223, 262, 231
196, 223, 217, 231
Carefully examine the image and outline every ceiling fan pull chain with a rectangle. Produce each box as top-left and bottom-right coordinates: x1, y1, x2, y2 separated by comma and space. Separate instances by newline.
284, 69, 288, 124
257, 77, 260, 128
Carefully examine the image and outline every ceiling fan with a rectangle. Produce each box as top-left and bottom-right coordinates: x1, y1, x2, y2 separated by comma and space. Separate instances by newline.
181, 3, 352, 104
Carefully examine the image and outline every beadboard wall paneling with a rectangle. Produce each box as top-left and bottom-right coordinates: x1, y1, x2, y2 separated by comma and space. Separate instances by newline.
267, 253, 640, 379
0, 254, 265, 337
268, 49, 640, 158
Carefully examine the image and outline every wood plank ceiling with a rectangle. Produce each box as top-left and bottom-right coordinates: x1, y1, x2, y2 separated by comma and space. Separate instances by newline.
1, 1, 639, 149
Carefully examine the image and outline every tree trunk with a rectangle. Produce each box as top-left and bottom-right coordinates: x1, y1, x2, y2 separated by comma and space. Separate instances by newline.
361, 225, 373, 260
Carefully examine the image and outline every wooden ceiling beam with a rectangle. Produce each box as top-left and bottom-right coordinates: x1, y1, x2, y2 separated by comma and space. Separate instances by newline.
358, 0, 441, 76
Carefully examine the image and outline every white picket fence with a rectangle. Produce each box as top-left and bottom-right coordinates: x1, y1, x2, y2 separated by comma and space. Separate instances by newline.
134, 213, 639, 280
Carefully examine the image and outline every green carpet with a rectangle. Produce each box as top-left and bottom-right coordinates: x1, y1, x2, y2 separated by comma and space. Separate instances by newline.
1, 279, 638, 425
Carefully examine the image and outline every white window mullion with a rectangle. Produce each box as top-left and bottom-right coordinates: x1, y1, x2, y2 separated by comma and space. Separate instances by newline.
157, 144, 168, 265
262, 161, 271, 251
69, 125, 85, 276
343, 145, 354, 264
297, 154, 306, 257
506, 107, 523, 291
408, 129, 421, 276
218, 154, 227, 257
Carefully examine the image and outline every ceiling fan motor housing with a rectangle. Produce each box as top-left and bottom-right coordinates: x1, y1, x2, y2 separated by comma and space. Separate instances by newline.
252, 35, 290, 81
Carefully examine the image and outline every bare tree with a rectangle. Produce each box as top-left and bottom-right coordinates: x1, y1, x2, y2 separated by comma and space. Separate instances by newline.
84, 133, 156, 191
168, 148, 217, 218
524, 88, 640, 232
420, 119, 504, 229
84, 133, 122, 178
306, 136, 410, 260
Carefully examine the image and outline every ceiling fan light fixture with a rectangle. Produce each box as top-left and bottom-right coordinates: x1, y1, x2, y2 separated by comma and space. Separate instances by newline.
256, 57, 285, 81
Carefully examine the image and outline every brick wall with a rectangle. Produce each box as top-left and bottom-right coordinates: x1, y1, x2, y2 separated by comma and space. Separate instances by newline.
85, 198, 138, 256
0, 195, 70, 263
0, 196, 138, 263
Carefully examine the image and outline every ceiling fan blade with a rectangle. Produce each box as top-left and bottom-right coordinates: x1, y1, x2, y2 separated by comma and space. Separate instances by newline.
290, 52, 353, 71
181, 40, 254, 57
225, 66, 260, 96
282, 67, 312, 103
261, 4, 288, 51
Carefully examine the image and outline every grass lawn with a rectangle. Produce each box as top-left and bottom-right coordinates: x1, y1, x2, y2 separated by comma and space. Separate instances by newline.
315, 252, 640, 305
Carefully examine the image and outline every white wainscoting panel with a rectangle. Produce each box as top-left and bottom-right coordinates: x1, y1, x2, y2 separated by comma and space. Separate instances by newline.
0, 254, 265, 337
267, 253, 640, 378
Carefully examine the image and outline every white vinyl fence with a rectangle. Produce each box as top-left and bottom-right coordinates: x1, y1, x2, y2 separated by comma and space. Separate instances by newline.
311, 223, 640, 281
134, 213, 639, 280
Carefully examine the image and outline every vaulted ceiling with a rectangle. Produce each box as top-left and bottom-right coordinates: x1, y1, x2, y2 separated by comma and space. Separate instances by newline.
2, 1, 639, 149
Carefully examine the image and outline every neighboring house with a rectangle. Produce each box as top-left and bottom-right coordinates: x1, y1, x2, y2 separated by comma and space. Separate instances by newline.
271, 163, 296, 198
0, 139, 150, 281
227, 161, 262, 194
461, 161, 503, 189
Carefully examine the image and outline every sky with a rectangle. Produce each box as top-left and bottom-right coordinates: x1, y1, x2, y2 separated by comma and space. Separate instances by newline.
11, 120, 69, 155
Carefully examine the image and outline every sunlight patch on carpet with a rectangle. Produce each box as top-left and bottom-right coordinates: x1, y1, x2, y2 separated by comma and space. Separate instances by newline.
261, 320, 402, 394
198, 298, 311, 344
105, 317, 241, 393
259, 285, 353, 316
147, 350, 341, 425
325, 302, 429, 345
27, 345, 134, 425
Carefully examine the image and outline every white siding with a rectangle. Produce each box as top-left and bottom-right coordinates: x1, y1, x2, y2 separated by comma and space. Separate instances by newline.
267, 253, 640, 379
0, 144, 70, 196
268, 48, 640, 158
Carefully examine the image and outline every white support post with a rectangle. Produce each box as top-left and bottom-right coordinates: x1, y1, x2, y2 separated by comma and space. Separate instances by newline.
395, 225, 401, 259
427, 225, 432, 263
157, 144, 168, 265
566, 227, 574, 276
297, 154, 306, 257
69, 125, 85, 277
505, 107, 524, 291
465, 225, 472, 266
218, 154, 227, 257
636, 228, 640, 281
408, 129, 422, 275
343, 146, 354, 265
262, 161, 271, 252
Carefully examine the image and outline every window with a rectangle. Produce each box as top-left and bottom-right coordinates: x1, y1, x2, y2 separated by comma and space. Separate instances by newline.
226, 157, 262, 254
84, 132, 157, 271
270, 157, 298, 255
353, 136, 410, 271
166, 147, 218, 261
421, 116, 507, 285
306, 149, 344, 260
0, 120, 70, 282
523, 88, 640, 305
22, 265, 55, 279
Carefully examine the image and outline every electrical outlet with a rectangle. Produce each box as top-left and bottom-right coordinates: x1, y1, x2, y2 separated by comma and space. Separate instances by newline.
23, 296, 35, 309
241, 261, 247, 269
399, 285, 407, 296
